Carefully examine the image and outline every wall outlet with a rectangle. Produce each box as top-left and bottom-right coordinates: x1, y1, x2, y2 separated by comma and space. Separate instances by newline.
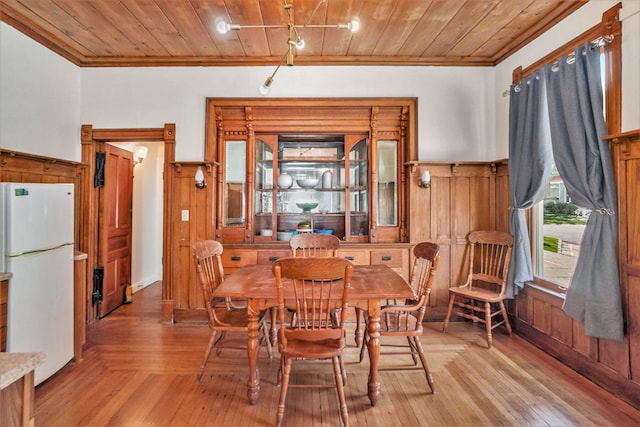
181, 210, 189, 221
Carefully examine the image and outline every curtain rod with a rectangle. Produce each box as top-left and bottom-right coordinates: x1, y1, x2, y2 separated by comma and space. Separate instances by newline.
502, 35, 614, 97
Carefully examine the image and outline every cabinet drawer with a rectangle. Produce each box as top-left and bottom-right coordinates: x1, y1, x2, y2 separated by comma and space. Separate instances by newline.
221, 250, 257, 268
370, 249, 404, 268
338, 250, 368, 265
257, 250, 292, 264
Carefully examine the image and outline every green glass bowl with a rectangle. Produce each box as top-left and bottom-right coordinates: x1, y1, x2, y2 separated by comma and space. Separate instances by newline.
296, 202, 318, 213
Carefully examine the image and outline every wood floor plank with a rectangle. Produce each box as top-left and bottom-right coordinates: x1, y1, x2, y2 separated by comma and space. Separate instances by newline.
33, 282, 640, 426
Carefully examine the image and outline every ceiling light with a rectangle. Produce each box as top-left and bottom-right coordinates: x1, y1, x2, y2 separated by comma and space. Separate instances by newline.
339, 19, 360, 32
215, 19, 239, 34
259, 77, 274, 96
216, 0, 359, 95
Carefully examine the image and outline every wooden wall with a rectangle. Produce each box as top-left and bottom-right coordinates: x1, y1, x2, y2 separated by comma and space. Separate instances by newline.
406, 160, 510, 317
170, 162, 215, 323
617, 132, 640, 401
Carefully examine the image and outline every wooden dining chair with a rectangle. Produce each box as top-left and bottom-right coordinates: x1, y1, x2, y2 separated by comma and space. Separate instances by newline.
358, 241, 440, 393
289, 233, 342, 326
272, 256, 353, 427
193, 240, 272, 382
442, 230, 514, 348
289, 233, 340, 257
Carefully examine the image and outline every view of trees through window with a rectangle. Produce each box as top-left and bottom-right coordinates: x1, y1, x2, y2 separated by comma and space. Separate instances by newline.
536, 164, 588, 289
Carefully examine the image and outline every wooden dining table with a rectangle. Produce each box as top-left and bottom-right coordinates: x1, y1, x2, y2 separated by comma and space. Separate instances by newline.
213, 263, 414, 407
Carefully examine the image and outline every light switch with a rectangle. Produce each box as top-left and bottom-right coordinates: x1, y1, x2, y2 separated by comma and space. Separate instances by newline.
181, 210, 189, 221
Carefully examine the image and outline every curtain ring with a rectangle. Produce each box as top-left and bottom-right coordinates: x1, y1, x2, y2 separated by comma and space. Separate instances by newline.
514, 85, 521, 93
566, 55, 575, 65
551, 63, 559, 72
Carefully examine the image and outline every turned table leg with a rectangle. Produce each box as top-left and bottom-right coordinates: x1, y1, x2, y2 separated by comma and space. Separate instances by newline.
366, 301, 381, 406
246, 299, 261, 405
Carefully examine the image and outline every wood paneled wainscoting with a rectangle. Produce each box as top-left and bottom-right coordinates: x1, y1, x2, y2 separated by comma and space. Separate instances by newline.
169, 161, 216, 324
406, 160, 510, 318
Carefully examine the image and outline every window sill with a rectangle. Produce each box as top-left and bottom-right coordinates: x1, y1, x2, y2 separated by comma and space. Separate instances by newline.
525, 280, 567, 300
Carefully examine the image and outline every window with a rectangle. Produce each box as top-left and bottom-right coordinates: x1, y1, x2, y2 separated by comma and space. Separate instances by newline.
524, 21, 620, 294
532, 164, 588, 291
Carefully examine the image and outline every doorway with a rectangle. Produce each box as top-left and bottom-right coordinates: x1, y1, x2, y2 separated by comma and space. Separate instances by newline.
110, 142, 165, 295
80, 124, 176, 323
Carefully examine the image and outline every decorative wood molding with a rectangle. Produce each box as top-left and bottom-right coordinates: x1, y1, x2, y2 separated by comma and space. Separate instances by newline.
171, 161, 218, 175
405, 159, 507, 177
604, 129, 640, 157
514, 3, 621, 82
0, 148, 86, 168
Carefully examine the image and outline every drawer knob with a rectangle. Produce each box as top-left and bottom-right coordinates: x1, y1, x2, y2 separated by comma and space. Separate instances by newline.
382, 256, 392, 261
345, 256, 355, 261
231, 256, 241, 261
269, 256, 279, 262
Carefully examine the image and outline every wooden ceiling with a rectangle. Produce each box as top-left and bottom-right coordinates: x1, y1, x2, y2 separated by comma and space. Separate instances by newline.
0, 0, 587, 67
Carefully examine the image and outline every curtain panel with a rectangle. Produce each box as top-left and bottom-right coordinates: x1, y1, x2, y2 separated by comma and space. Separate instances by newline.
507, 72, 553, 298
544, 43, 622, 341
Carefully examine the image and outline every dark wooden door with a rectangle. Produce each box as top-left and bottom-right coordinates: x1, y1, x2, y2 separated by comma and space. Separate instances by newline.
99, 144, 133, 317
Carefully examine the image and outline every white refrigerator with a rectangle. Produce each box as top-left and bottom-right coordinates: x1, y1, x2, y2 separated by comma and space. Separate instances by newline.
0, 182, 75, 385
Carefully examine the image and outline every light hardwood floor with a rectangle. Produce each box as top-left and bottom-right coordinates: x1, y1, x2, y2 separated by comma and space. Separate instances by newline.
35, 282, 640, 426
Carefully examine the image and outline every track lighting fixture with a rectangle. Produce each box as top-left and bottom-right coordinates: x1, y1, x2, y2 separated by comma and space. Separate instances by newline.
216, 0, 359, 95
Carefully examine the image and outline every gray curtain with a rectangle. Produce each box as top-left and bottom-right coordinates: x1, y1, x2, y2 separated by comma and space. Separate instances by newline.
507, 72, 553, 298
544, 43, 622, 341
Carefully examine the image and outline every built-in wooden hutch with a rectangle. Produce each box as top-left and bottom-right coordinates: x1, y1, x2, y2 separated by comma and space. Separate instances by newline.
208, 98, 415, 281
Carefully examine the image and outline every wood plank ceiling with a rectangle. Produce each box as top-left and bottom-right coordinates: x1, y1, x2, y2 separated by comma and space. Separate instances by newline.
0, 0, 588, 67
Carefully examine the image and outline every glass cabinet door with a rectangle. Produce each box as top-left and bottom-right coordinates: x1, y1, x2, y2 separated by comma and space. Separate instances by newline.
255, 137, 276, 239
273, 137, 347, 240
347, 137, 369, 241
247, 134, 378, 243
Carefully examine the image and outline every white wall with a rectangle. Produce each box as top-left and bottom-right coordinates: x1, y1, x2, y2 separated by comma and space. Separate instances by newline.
79, 65, 496, 162
494, 0, 640, 158
0, 23, 81, 160
131, 143, 164, 291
